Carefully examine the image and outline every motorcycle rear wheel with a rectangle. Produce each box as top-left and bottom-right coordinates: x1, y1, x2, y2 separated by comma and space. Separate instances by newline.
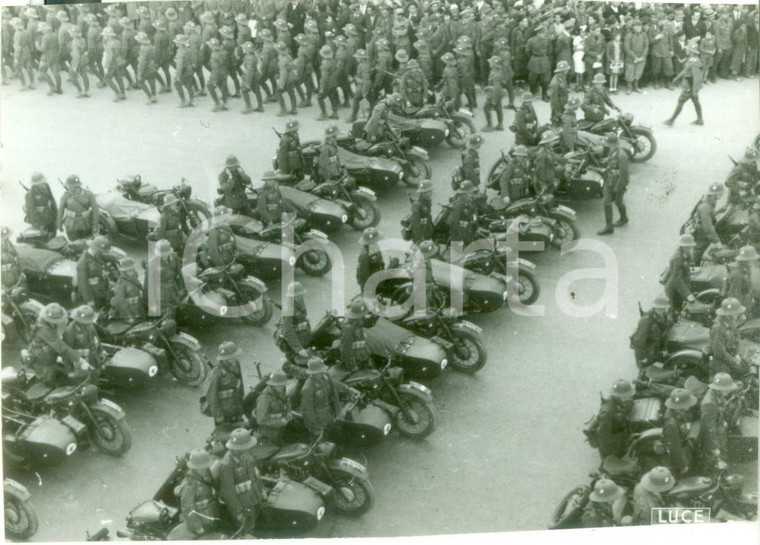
298, 249, 333, 277
393, 394, 437, 439
349, 195, 381, 230
403, 157, 432, 188
627, 127, 657, 163
329, 470, 376, 516
446, 119, 476, 149
548, 212, 581, 249
4, 496, 39, 540
169, 343, 208, 386
88, 408, 133, 456
183, 201, 212, 230
238, 288, 274, 326
449, 328, 487, 373
548, 485, 590, 530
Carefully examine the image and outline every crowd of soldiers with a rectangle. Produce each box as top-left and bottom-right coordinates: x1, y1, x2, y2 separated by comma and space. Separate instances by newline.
2, 1, 758, 120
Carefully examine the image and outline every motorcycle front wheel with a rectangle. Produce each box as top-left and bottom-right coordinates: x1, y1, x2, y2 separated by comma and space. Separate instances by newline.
402, 157, 432, 188
330, 470, 376, 516
449, 328, 488, 373
88, 408, 133, 456
297, 249, 333, 277
548, 485, 590, 530
512, 266, 541, 306
393, 394, 437, 439
183, 200, 212, 230
349, 195, 381, 230
548, 212, 581, 248
627, 127, 657, 163
238, 288, 274, 326
169, 343, 208, 386
4, 496, 39, 541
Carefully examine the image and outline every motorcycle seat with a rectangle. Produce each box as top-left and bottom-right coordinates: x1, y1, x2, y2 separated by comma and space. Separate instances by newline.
23, 382, 54, 402
294, 180, 317, 192
353, 140, 373, 152
601, 455, 638, 477
664, 476, 713, 497
103, 321, 133, 336
251, 442, 283, 461
41, 385, 78, 402
577, 120, 596, 130
644, 366, 679, 382
684, 375, 709, 397
269, 443, 310, 463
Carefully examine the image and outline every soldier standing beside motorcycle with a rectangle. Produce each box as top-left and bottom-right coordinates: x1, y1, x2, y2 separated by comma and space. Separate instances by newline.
144, 239, 183, 319
300, 357, 354, 440
364, 93, 402, 143
597, 133, 630, 236
482, 55, 505, 132
23, 173, 58, 238
709, 298, 747, 378
1, 227, 24, 289
449, 181, 478, 248
218, 428, 267, 536
340, 300, 372, 372
440, 53, 461, 111
459, 135, 483, 188
629, 295, 673, 372
27, 303, 91, 386
514, 92, 538, 146
318, 125, 344, 181
723, 246, 759, 317
218, 155, 252, 217
110, 257, 145, 324
276, 281, 312, 366
498, 146, 532, 202
560, 97, 580, 153
255, 371, 293, 445
408, 181, 434, 244
581, 479, 628, 527
205, 341, 246, 427
153, 194, 187, 256
62, 305, 105, 375
595, 379, 635, 459
662, 388, 698, 475
204, 206, 237, 268
399, 59, 427, 108
699, 373, 739, 473
256, 172, 288, 227
547, 60, 570, 126
691, 183, 724, 263
632, 467, 676, 525
57, 175, 99, 241
76, 236, 113, 310
356, 227, 385, 292
276, 120, 305, 181
171, 449, 222, 540
348, 49, 371, 123
581, 73, 620, 123
663, 234, 696, 311
533, 131, 562, 197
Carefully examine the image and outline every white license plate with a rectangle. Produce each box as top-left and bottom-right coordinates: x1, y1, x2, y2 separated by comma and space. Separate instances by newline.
63, 414, 87, 434
411, 146, 429, 158
245, 277, 267, 290
459, 321, 482, 334
458, 108, 474, 117
308, 229, 328, 239
408, 381, 431, 396
556, 205, 576, 216
340, 457, 367, 473
517, 258, 536, 270
357, 187, 376, 198
99, 398, 123, 413
178, 331, 200, 346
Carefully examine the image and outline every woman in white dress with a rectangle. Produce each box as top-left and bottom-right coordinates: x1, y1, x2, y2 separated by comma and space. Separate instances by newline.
573, 25, 587, 90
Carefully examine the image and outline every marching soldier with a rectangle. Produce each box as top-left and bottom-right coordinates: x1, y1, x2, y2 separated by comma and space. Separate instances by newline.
85, 13, 105, 88
548, 60, 571, 126
173, 34, 195, 108
318, 125, 343, 181
255, 371, 292, 444
185, 21, 205, 97
218, 155, 252, 216
399, 59, 428, 108
256, 171, 287, 227
709, 298, 747, 378
219, 26, 241, 99
348, 49, 371, 122
63, 305, 105, 373
409, 181, 434, 244
152, 18, 172, 94
460, 135, 483, 188
172, 449, 221, 539
498, 145, 532, 202
514, 92, 538, 146
294, 34, 315, 108
206, 38, 229, 112
240, 41, 263, 113
218, 428, 267, 536
597, 133, 630, 235
135, 31, 158, 104
153, 194, 187, 255
144, 239, 183, 319
357, 227, 385, 291
662, 388, 697, 475
119, 17, 139, 89
110, 257, 145, 324
27, 303, 90, 386
24, 172, 57, 237
317, 45, 339, 120
276, 120, 305, 180
37, 22, 63, 96
495, 38, 516, 110
334, 36, 352, 108
10, 18, 35, 91
57, 174, 99, 241
449, 180, 478, 247
68, 26, 90, 98
275, 40, 298, 116
482, 55, 505, 132
630, 295, 673, 371
205, 341, 246, 427
1, 227, 23, 289
340, 300, 372, 372
76, 236, 112, 310
102, 26, 126, 101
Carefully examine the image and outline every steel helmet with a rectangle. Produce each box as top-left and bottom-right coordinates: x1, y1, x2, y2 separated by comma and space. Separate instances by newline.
539, 130, 559, 145
589, 479, 624, 502
285, 281, 307, 298
706, 183, 725, 196
119, 257, 137, 272
665, 388, 697, 410
651, 295, 670, 310
346, 299, 366, 319
641, 467, 676, 493
0, 226, 11, 240
735, 245, 760, 261
217, 341, 242, 361
66, 174, 82, 187
419, 240, 437, 258
715, 297, 745, 317
41, 303, 68, 325
554, 60, 571, 72
285, 119, 300, 132
269, 371, 289, 387
678, 233, 696, 247
604, 132, 619, 147
153, 239, 173, 257
521, 91, 534, 102
513, 145, 529, 157
395, 49, 409, 63
741, 147, 758, 163
489, 196, 510, 210
325, 125, 339, 137
225, 155, 240, 168
468, 134, 484, 148
417, 180, 434, 194
456, 180, 478, 194
306, 356, 328, 374
592, 73, 607, 84
187, 448, 213, 470
358, 227, 381, 245
226, 428, 257, 450
71, 305, 97, 325
709, 372, 739, 392
609, 379, 635, 400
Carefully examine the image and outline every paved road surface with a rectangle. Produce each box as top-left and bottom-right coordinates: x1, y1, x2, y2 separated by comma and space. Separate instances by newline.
1, 78, 758, 541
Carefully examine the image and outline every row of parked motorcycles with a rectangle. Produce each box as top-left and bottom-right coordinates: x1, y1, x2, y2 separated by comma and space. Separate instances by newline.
548, 142, 760, 529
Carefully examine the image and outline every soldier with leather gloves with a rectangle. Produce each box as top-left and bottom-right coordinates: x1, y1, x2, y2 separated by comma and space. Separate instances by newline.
256, 171, 287, 227
276, 281, 312, 365
170, 449, 222, 540
597, 133, 630, 235
76, 236, 113, 310
663, 234, 696, 311
709, 298, 747, 378
110, 257, 145, 324
318, 125, 344, 182
23, 172, 58, 238
63, 305, 105, 376
218, 429, 267, 536
700, 373, 740, 473
205, 341, 246, 427
449, 180, 479, 247
144, 239, 183, 319
498, 145, 532, 202
27, 303, 91, 386
459, 135, 483, 188
255, 371, 292, 445
582, 73, 619, 122
276, 119, 305, 181
218, 155, 252, 216
300, 356, 356, 440
595, 379, 635, 459
723, 245, 759, 317
356, 227, 385, 291
340, 300, 373, 372
408, 181, 434, 244
630, 295, 673, 372
632, 467, 676, 525
1, 227, 24, 289
662, 388, 698, 475
57, 175, 99, 241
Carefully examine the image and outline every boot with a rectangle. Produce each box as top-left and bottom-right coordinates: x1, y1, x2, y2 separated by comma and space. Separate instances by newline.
633, 80, 642, 93
597, 208, 614, 235
664, 101, 684, 126
277, 95, 288, 116
348, 98, 360, 123
613, 205, 628, 227
495, 109, 504, 131
653, 76, 660, 89
317, 97, 329, 120
626, 82, 632, 95
482, 108, 494, 131
242, 90, 254, 113
692, 102, 704, 125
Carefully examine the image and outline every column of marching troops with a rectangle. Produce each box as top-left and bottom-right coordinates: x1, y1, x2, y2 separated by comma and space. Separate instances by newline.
2, 2, 758, 116
574, 144, 760, 527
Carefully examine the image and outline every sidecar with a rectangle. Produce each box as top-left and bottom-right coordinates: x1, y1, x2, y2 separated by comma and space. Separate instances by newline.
352, 114, 449, 149
430, 259, 508, 314
300, 140, 405, 190
96, 191, 161, 241
245, 186, 348, 236
716, 205, 749, 241
232, 234, 296, 281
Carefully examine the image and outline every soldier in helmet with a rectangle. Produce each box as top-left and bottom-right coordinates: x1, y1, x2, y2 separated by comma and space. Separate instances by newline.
632, 467, 677, 525
494, 38, 516, 111
204, 206, 237, 268
57, 174, 99, 241
205, 341, 246, 427
630, 295, 673, 372
259, 28, 279, 102
276, 281, 312, 365
10, 18, 35, 91
173, 34, 196, 108
624, 19, 649, 95
144, 239, 183, 319
153, 194, 187, 255
76, 236, 113, 310
440, 52, 461, 110
170, 449, 222, 540
726, 148, 759, 205
217, 428, 266, 536
455, 43, 477, 110
582, 73, 620, 123
27, 303, 91, 386
240, 41, 264, 114
365, 93, 402, 142
334, 36, 352, 108
560, 97, 580, 152
525, 24, 552, 101
357, 227, 385, 291
101, 26, 126, 101
1, 227, 23, 289
37, 22, 62, 96
459, 134, 483, 188
581, 479, 628, 527
300, 357, 355, 440
449, 181, 478, 247
256, 171, 287, 227
663, 234, 697, 311
276, 120, 305, 181
709, 298, 747, 377
514, 92, 538, 146
372, 38, 393, 104
664, 42, 703, 126
548, 60, 571, 125
408, 181, 434, 244
63, 305, 105, 374
110, 257, 145, 324
317, 45, 339, 120
68, 26, 90, 98
700, 373, 738, 472
218, 155, 252, 216
723, 246, 759, 317
482, 56, 505, 132
340, 300, 372, 372
255, 371, 293, 444
597, 133, 630, 235
135, 31, 158, 104
348, 49, 371, 122
399, 59, 428, 108
595, 379, 635, 459
498, 146, 532, 202
206, 38, 229, 112
23, 173, 57, 238
533, 130, 562, 196
691, 183, 725, 262
293, 34, 315, 108
275, 40, 298, 116
318, 125, 344, 181
748, 197, 760, 252
662, 388, 698, 475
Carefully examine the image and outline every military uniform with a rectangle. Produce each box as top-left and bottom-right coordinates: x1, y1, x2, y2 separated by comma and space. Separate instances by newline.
276, 49, 297, 114
38, 29, 62, 94
499, 159, 532, 202
350, 55, 372, 121
456, 47, 477, 109
693, 197, 720, 262
154, 206, 187, 254
153, 27, 172, 92
526, 33, 551, 99
256, 384, 292, 443
318, 54, 339, 118
533, 145, 560, 195
663, 248, 692, 310
699, 388, 729, 469
12, 25, 35, 89
441, 61, 461, 110
57, 185, 98, 240
294, 42, 314, 107
630, 310, 672, 369
318, 139, 342, 181
28, 321, 79, 386
662, 408, 693, 473
24, 182, 57, 234
409, 195, 433, 244
1, 238, 22, 289
399, 65, 428, 107
514, 103, 538, 146
69, 33, 90, 96
103, 34, 126, 99
460, 148, 481, 187
110, 273, 145, 323
176, 473, 220, 537
449, 193, 477, 245
240, 46, 263, 111
373, 46, 393, 98
596, 398, 631, 458
62, 321, 104, 369
256, 185, 285, 226
205, 359, 245, 424
483, 62, 505, 129
144, 253, 182, 317
725, 266, 756, 316
218, 168, 252, 215
217, 450, 266, 534
137, 41, 157, 101
582, 86, 615, 122
85, 21, 105, 84
356, 244, 385, 290
709, 320, 741, 376
207, 45, 230, 110
632, 482, 664, 525
300, 372, 344, 439
275, 304, 311, 360
547, 72, 568, 125
601, 146, 630, 228
205, 224, 237, 267
76, 251, 111, 309
173, 38, 195, 106
276, 131, 304, 177
340, 320, 372, 372
364, 100, 390, 142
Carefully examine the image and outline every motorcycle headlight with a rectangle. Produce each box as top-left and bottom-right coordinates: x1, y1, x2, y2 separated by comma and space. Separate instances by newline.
622, 113, 634, 125
179, 185, 192, 199
80, 384, 99, 404
160, 319, 177, 337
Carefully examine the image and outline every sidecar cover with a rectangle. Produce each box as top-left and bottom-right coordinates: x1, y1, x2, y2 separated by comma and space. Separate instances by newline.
430, 258, 507, 311
336, 147, 404, 180
577, 130, 633, 155
388, 113, 448, 134
17, 246, 67, 275
233, 235, 294, 280
689, 263, 728, 291
365, 317, 447, 378
96, 191, 160, 225
277, 185, 347, 235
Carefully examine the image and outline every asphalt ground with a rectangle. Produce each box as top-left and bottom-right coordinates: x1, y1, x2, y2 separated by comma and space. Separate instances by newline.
1, 75, 758, 541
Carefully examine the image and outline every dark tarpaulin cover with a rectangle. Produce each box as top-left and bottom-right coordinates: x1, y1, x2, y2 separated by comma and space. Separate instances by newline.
16, 246, 64, 275
365, 317, 416, 357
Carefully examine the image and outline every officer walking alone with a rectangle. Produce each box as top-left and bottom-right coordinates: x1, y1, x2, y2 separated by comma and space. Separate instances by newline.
597, 133, 630, 235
